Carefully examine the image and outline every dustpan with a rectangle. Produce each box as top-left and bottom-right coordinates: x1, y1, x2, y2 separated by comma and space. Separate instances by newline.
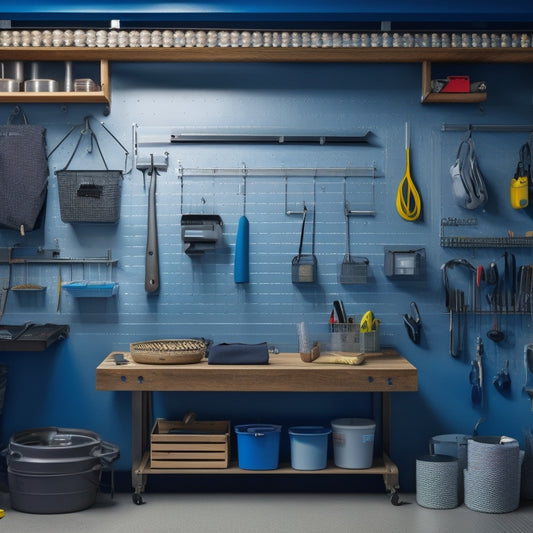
340, 204, 368, 284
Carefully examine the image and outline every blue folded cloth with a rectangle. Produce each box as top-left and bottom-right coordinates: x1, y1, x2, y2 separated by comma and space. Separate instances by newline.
207, 342, 269, 365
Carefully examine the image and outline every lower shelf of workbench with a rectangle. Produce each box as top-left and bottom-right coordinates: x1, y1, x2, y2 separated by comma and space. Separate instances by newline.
136, 451, 397, 477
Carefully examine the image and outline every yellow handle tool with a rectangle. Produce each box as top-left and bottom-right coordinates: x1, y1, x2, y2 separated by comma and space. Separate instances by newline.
396, 122, 422, 221
360, 310, 379, 333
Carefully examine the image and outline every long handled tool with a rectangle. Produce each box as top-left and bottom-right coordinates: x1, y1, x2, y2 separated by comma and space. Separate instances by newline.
0, 265, 12, 323
524, 344, 533, 410
234, 171, 249, 283
396, 122, 421, 221
340, 198, 369, 284
145, 154, 160, 293
470, 336, 484, 406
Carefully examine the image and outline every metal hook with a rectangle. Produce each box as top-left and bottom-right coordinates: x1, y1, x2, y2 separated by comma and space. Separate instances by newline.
284, 175, 306, 216
81, 116, 91, 135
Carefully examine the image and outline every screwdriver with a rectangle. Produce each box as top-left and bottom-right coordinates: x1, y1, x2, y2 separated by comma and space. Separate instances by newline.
525, 344, 533, 410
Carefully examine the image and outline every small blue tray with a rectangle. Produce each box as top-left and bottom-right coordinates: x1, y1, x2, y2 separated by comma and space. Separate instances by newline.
62, 281, 119, 298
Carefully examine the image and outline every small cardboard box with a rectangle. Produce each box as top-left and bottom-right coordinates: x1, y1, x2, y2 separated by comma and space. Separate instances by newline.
150, 418, 230, 469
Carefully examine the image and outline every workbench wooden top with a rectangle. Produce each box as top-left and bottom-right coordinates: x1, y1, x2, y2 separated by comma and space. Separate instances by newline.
96, 350, 417, 393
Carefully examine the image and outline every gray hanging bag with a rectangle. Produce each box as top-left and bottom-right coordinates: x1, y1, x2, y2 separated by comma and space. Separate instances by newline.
0, 107, 48, 235
55, 120, 123, 223
449, 132, 488, 210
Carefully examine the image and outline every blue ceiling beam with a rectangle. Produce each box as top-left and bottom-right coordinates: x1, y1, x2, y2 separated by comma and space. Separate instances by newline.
2, 1, 533, 24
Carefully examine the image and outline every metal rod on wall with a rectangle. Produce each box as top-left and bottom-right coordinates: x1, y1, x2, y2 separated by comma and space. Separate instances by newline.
177, 167, 376, 178
441, 123, 533, 133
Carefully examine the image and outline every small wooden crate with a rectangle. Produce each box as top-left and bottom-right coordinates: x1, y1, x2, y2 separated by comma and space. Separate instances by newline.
150, 418, 230, 469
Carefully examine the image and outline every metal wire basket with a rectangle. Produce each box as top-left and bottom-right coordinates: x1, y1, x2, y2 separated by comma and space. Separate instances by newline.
130, 339, 207, 364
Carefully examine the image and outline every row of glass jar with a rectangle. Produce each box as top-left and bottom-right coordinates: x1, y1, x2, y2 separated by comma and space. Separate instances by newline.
1, 29, 532, 49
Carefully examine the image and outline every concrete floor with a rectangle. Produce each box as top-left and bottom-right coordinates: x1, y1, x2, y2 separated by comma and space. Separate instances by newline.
1, 491, 533, 533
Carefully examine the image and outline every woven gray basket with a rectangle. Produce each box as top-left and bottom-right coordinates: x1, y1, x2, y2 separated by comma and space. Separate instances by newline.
56, 170, 122, 223
464, 436, 522, 513
416, 454, 459, 509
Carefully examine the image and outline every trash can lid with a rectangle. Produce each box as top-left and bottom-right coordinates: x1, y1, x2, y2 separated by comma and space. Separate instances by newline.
235, 424, 281, 434
417, 454, 458, 463
331, 418, 375, 430
288, 426, 331, 436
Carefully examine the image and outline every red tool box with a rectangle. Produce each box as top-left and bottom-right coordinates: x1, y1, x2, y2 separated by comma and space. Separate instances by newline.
441, 76, 470, 93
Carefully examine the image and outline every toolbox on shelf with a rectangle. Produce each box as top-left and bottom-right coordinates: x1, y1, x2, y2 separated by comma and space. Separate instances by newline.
150, 418, 230, 469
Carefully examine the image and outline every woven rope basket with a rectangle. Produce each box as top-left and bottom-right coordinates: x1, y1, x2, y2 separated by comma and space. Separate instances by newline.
130, 339, 206, 364
416, 454, 459, 509
464, 436, 522, 513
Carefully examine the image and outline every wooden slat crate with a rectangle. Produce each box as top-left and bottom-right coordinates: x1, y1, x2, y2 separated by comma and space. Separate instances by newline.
150, 418, 230, 469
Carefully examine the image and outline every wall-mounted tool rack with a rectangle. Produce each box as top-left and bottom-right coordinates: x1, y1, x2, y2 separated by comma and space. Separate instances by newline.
174, 165, 378, 216
0, 247, 118, 265
441, 236, 533, 248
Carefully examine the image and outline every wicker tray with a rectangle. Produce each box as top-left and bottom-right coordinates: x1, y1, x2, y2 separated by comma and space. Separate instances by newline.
130, 339, 207, 364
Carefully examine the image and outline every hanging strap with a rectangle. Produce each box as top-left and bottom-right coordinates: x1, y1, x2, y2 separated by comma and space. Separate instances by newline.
518, 141, 531, 178
6, 105, 28, 125
297, 204, 307, 257
60, 119, 109, 171
49, 116, 127, 171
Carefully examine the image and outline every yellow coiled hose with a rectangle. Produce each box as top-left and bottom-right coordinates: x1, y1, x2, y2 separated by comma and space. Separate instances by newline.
396, 145, 422, 221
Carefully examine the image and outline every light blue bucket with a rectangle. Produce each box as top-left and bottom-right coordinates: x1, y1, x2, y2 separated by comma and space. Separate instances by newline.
288, 426, 331, 470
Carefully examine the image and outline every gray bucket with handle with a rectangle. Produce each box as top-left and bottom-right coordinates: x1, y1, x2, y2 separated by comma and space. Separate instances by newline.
3, 427, 119, 514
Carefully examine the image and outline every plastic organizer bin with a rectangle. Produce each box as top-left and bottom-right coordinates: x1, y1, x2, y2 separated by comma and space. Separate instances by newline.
329, 321, 379, 353
62, 281, 119, 298
288, 426, 331, 470
234, 424, 281, 470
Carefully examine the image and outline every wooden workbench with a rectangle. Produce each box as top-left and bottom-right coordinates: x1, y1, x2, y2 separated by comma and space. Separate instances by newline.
96, 350, 417, 504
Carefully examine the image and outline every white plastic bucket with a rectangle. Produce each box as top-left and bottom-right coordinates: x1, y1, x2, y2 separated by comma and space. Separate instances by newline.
331, 418, 375, 469
288, 426, 331, 470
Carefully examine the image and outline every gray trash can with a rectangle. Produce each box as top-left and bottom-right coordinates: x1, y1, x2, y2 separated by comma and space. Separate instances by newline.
5, 427, 119, 514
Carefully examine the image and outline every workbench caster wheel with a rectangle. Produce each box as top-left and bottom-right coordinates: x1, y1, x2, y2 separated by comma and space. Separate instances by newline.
132, 493, 144, 505
390, 491, 401, 506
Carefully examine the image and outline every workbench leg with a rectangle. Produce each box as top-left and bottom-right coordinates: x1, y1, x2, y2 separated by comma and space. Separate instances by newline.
131, 390, 152, 504
379, 391, 401, 505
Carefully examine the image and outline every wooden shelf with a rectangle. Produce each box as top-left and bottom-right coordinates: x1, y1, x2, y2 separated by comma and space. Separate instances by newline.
0, 59, 110, 104
2, 46, 533, 64
421, 60, 487, 103
1, 47, 531, 106
136, 452, 397, 477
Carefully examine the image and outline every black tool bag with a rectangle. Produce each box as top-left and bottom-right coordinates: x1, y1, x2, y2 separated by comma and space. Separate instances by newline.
0, 108, 48, 235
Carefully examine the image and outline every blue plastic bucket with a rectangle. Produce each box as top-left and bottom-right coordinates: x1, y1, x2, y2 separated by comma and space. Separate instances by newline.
288, 426, 331, 470
234, 424, 281, 470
